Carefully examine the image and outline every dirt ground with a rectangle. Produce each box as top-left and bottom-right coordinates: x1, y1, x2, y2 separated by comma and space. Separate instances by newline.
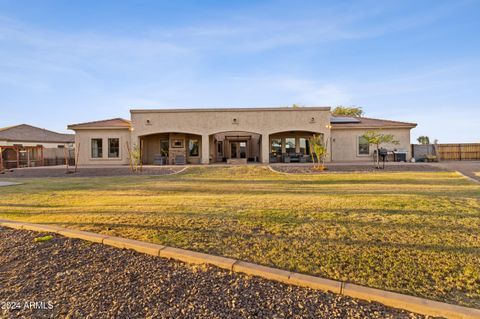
0, 227, 435, 319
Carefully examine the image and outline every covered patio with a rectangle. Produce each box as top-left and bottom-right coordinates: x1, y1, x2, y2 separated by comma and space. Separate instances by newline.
210, 131, 261, 164
269, 131, 322, 163
0, 145, 44, 170
140, 132, 202, 165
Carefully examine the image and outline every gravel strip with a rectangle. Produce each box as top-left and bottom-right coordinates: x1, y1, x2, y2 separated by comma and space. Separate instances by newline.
271, 164, 449, 174
0, 227, 437, 319
0, 166, 183, 178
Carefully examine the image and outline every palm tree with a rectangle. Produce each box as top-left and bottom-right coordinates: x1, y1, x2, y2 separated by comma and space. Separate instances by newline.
417, 136, 430, 145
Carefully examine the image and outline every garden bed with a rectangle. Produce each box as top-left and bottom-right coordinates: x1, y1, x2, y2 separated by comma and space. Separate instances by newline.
0, 227, 430, 318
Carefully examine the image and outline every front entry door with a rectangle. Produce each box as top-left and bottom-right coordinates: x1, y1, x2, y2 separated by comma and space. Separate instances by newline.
230, 141, 247, 159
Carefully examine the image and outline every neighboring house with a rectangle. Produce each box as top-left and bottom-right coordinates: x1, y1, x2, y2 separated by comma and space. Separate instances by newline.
68, 107, 416, 165
0, 124, 75, 169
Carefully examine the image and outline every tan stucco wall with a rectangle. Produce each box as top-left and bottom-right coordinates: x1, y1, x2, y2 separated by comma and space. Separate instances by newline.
331, 128, 412, 162
130, 108, 332, 163
73, 129, 131, 165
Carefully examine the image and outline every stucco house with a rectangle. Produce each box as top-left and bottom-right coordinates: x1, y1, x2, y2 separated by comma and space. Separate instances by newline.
0, 124, 74, 169
67, 107, 416, 165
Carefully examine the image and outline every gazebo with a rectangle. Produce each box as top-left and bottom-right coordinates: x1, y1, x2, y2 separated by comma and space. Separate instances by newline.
0, 145, 44, 170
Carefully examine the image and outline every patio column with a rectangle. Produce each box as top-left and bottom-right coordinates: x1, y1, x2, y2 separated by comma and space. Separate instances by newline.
261, 133, 269, 164
27, 148, 30, 167
201, 134, 209, 164
16, 147, 19, 168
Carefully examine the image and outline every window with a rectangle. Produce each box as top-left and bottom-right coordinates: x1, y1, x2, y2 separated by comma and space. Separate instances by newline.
299, 138, 310, 155
160, 140, 169, 157
271, 138, 282, 155
239, 141, 247, 158
57, 145, 65, 148
91, 139, 103, 158
108, 138, 120, 158
285, 137, 296, 154
358, 136, 370, 155
188, 139, 199, 156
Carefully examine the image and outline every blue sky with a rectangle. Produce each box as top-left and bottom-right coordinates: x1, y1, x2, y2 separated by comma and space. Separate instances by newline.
0, 0, 479, 142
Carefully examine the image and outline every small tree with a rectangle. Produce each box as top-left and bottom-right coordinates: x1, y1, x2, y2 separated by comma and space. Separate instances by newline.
361, 130, 399, 169
417, 136, 430, 145
126, 143, 142, 172
308, 134, 328, 170
332, 106, 364, 117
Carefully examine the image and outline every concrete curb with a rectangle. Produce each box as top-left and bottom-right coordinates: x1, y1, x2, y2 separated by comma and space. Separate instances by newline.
1, 219, 479, 319
163, 166, 188, 176
0, 181, 21, 187
267, 165, 294, 175
103, 237, 164, 256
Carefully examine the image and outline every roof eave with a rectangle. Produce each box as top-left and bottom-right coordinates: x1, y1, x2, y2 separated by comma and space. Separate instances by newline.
331, 124, 417, 130
130, 106, 331, 114
0, 138, 74, 143
68, 126, 131, 130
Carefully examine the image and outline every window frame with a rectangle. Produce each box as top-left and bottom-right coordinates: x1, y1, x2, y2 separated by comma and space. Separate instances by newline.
188, 138, 200, 157
160, 139, 169, 157
108, 138, 120, 158
270, 138, 282, 155
299, 137, 310, 155
91, 138, 103, 159
285, 137, 296, 154
357, 136, 370, 156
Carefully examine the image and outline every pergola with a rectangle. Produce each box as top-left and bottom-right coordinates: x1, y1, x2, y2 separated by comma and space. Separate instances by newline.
0, 145, 44, 170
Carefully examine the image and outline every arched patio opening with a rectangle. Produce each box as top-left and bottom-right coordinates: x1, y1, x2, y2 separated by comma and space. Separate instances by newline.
209, 131, 262, 164
139, 132, 202, 165
268, 131, 323, 163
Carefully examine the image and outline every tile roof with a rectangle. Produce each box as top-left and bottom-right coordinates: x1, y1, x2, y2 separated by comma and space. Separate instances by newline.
330, 116, 417, 129
67, 118, 131, 129
0, 124, 74, 143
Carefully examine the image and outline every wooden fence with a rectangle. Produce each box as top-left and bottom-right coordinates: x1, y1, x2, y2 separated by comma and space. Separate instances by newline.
436, 143, 480, 161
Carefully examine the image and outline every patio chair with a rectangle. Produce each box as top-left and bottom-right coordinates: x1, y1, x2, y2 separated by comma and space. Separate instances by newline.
269, 153, 278, 163
290, 153, 300, 162
153, 154, 166, 165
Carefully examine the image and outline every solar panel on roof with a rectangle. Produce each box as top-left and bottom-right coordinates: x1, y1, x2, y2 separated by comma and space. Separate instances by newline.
330, 116, 361, 123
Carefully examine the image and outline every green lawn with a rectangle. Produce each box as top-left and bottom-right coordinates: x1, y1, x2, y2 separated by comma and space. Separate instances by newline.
1, 166, 479, 308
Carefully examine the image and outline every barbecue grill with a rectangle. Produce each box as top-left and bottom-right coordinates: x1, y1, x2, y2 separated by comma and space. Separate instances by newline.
393, 149, 407, 162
